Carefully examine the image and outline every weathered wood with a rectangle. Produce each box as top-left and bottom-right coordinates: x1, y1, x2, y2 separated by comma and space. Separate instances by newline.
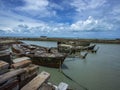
21, 71, 50, 90
19, 65, 39, 89
11, 60, 32, 69
0, 69, 26, 84
0, 80, 19, 90
13, 57, 30, 63
0, 69, 9, 75
23, 64, 39, 74
0, 60, 9, 70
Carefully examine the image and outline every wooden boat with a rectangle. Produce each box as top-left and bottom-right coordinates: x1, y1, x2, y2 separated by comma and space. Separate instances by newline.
58, 41, 90, 46
83, 44, 96, 51
28, 52, 67, 68
11, 44, 67, 68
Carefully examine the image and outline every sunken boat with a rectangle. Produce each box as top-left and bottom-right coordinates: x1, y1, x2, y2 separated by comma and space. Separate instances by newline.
58, 41, 90, 46
28, 51, 67, 68
11, 44, 67, 68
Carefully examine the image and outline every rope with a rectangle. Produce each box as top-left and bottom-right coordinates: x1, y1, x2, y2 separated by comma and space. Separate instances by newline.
60, 70, 89, 90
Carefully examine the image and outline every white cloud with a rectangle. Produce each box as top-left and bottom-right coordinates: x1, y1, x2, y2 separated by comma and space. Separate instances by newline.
22, 0, 49, 11
71, 0, 107, 12
110, 5, 120, 21
0, 10, 46, 30
17, 0, 56, 17
70, 16, 113, 31
0, 13, 114, 35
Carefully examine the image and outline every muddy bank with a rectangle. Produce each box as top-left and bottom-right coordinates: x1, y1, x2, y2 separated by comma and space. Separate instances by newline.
0, 37, 120, 44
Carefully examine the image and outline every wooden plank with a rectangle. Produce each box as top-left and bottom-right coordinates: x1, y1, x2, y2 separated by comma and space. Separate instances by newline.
23, 64, 39, 74
21, 71, 50, 90
23, 64, 39, 79
0, 69, 26, 84
11, 60, 32, 69
0, 60, 9, 70
0, 80, 19, 90
0, 69, 9, 75
13, 57, 30, 63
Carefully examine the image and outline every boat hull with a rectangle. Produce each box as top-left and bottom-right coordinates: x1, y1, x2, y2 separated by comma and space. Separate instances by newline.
30, 56, 65, 68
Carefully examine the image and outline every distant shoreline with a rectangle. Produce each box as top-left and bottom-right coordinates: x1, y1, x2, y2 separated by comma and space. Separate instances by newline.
0, 37, 120, 44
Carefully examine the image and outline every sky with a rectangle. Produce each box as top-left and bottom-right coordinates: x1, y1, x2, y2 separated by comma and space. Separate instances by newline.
0, 0, 120, 38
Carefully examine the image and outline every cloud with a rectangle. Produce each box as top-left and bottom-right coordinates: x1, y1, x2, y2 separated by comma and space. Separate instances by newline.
17, 0, 57, 18
111, 5, 120, 21
70, 16, 113, 31
70, 0, 107, 12
1, 15, 114, 36
0, 0, 119, 38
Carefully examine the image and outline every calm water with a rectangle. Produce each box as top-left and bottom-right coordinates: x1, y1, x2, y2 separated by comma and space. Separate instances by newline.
22, 40, 120, 90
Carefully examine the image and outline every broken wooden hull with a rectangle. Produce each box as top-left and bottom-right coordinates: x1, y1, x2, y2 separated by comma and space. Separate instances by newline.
12, 44, 67, 68
30, 56, 66, 68
58, 41, 90, 46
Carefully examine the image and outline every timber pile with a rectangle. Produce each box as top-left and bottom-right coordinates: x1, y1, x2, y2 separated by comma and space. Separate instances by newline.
0, 61, 9, 75
12, 57, 39, 88
0, 57, 39, 90
21, 71, 50, 90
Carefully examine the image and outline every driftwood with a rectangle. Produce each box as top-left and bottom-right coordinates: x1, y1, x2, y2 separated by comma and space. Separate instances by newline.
21, 71, 50, 90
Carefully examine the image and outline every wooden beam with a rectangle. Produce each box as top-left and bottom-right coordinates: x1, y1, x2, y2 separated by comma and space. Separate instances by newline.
21, 71, 50, 90
0, 69, 26, 84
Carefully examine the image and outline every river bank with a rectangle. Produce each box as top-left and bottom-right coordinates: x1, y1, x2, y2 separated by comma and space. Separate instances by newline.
0, 37, 120, 44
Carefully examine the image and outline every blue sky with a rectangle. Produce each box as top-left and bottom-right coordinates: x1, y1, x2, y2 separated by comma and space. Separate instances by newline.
0, 0, 120, 38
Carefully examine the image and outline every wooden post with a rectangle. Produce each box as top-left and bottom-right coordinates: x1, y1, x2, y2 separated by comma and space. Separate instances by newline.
59, 60, 61, 72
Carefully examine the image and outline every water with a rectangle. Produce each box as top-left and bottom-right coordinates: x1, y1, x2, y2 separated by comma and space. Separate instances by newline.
23, 40, 120, 90
22, 40, 57, 48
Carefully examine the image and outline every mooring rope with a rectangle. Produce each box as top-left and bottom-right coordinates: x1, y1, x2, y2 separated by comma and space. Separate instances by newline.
60, 70, 88, 90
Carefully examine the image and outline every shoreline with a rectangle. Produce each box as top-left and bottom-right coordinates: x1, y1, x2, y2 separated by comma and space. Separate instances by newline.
0, 37, 120, 44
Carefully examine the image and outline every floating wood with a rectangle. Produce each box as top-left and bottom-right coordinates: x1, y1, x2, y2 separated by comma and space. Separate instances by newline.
21, 71, 50, 90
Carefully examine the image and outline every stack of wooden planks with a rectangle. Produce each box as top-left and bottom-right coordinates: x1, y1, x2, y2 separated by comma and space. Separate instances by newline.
0, 60, 9, 75
0, 57, 39, 90
21, 71, 51, 90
